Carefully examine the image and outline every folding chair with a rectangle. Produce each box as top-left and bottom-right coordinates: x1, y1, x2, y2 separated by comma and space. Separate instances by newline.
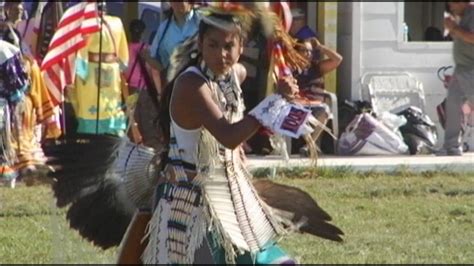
360, 72, 426, 116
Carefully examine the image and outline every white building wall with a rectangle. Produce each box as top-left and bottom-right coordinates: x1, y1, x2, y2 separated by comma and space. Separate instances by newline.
337, 2, 360, 101
340, 2, 454, 135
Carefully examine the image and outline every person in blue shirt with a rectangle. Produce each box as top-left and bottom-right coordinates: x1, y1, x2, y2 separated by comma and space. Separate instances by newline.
147, 2, 200, 73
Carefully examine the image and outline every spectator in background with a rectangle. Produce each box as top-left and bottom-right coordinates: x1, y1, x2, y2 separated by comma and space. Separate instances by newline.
66, 2, 129, 136
1, 32, 59, 187
293, 28, 343, 156
143, 1, 200, 84
16, 2, 63, 63
293, 28, 343, 94
0, 3, 9, 41
125, 19, 149, 143
15, 2, 40, 57
126, 19, 148, 96
437, 1, 474, 156
148, 29, 157, 45
0, 2, 5, 22
4, 1, 24, 27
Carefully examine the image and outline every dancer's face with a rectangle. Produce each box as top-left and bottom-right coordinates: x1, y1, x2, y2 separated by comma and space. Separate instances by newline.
199, 27, 243, 76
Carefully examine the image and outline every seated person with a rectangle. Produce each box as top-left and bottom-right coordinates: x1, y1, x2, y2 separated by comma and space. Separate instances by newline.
293, 32, 343, 156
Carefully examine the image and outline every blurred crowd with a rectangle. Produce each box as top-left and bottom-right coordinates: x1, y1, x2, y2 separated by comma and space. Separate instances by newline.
0, 1, 341, 188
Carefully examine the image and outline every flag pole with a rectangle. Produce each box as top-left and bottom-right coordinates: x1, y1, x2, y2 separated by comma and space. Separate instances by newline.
58, 3, 66, 137
96, 1, 104, 135
61, 94, 67, 137
54, 3, 66, 138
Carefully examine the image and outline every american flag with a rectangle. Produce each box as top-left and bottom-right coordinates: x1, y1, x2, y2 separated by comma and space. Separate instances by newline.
40, 1, 100, 106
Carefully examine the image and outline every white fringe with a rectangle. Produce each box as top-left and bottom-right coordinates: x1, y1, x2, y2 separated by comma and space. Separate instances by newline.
141, 185, 207, 264
141, 199, 171, 264
196, 129, 220, 173
237, 163, 286, 237
195, 128, 283, 264
187, 201, 206, 261
202, 196, 240, 265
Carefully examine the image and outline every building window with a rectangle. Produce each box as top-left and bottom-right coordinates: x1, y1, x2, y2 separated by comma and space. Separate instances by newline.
403, 2, 451, 42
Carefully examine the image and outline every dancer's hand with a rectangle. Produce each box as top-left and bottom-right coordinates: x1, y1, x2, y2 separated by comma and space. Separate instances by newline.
277, 76, 299, 100
248, 94, 318, 139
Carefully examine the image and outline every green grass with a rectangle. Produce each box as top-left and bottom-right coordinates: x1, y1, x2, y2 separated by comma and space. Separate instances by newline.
0, 185, 117, 264
1, 170, 473, 263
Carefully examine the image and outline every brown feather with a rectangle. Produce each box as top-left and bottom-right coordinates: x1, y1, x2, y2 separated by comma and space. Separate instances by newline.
253, 179, 344, 242
253, 179, 332, 220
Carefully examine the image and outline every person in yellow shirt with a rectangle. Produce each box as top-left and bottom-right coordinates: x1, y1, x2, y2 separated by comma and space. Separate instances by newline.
67, 2, 129, 136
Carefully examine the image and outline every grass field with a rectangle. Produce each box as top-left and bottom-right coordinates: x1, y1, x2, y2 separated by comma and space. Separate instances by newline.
1, 168, 473, 264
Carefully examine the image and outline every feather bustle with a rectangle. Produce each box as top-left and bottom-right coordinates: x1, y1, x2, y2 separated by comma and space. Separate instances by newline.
43, 135, 136, 249
252, 179, 344, 242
